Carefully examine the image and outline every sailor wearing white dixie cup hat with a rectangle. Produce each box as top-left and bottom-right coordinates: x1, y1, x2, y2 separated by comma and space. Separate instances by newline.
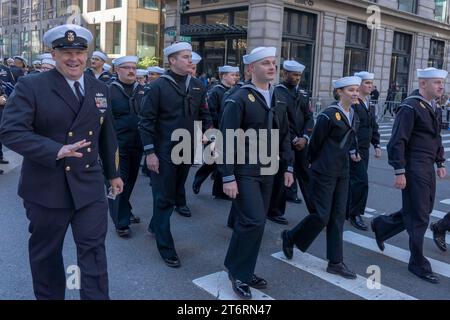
147, 66, 165, 83
85, 50, 113, 82
0, 23, 123, 300
371, 67, 448, 284
139, 41, 212, 268
219, 47, 294, 299
282, 75, 361, 281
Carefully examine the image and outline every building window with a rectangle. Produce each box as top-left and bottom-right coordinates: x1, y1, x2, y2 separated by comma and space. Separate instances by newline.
20, 31, 30, 59
435, 0, 448, 22
11, 0, 19, 25
106, 21, 121, 54
21, 0, 30, 23
107, 0, 122, 9
428, 39, 445, 68
136, 22, 157, 58
233, 10, 248, 27
398, 0, 417, 14
56, 0, 68, 17
89, 0, 102, 12
188, 15, 204, 24
138, 0, 159, 10
282, 9, 317, 92
93, 24, 101, 50
206, 13, 229, 25
3, 36, 11, 58
2, 2, 10, 26
11, 33, 19, 57
31, 30, 40, 61
343, 22, 371, 77
43, 0, 54, 20
31, 0, 40, 22
390, 32, 412, 98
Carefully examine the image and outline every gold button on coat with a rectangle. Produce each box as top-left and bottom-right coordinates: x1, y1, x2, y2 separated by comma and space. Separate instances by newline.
68, 132, 73, 137
89, 131, 93, 136
85, 164, 90, 168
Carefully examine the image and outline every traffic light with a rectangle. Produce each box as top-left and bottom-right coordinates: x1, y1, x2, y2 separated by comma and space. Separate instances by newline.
180, 0, 190, 13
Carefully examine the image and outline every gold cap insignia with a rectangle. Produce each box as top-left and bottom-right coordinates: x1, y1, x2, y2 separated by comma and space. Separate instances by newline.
335, 112, 341, 121
66, 31, 75, 42
248, 94, 255, 102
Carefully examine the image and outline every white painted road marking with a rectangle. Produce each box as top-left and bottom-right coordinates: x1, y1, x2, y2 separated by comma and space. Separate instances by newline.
0, 150, 22, 174
272, 250, 416, 300
440, 199, 450, 205
193, 271, 274, 300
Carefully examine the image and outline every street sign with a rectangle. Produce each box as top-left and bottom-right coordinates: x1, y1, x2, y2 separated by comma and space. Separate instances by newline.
179, 36, 192, 42
165, 30, 176, 37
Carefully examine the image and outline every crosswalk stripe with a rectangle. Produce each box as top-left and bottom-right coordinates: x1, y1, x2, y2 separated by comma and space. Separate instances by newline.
192, 271, 274, 300
441, 134, 450, 138
431, 210, 447, 219
343, 231, 450, 278
0, 150, 22, 174
439, 199, 450, 205
444, 148, 450, 152
425, 230, 450, 245
381, 146, 387, 150
363, 214, 374, 218
442, 140, 450, 144
365, 207, 377, 213
272, 250, 416, 300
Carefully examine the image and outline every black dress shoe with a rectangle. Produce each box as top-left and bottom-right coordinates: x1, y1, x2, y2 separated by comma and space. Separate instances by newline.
350, 215, 368, 231
326, 262, 357, 279
286, 196, 302, 204
267, 216, 289, 225
409, 270, 440, 284
175, 206, 191, 217
116, 227, 130, 237
249, 274, 267, 289
163, 256, 181, 268
228, 274, 252, 299
192, 182, 200, 195
430, 222, 447, 252
371, 220, 385, 251
281, 230, 294, 260
130, 213, 141, 224
0, 158, 9, 164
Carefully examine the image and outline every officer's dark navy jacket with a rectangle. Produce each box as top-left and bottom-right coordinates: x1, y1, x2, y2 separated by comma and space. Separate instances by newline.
275, 82, 314, 144
139, 70, 212, 161
352, 97, 380, 150
0, 68, 120, 209
85, 68, 113, 83
0, 65, 14, 84
108, 80, 145, 149
208, 83, 230, 128
9, 65, 25, 83
308, 104, 359, 177
387, 89, 445, 174
219, 83, 293, 182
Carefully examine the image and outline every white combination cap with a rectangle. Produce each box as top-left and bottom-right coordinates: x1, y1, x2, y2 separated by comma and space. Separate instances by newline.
283, 60, 305, 73
354, 71, 375, 80
332, 76, 362, 89
43, 24, 93, 49
163, 42, 192, 57
113, 56, 139, 66
417, 67, 448, 79
243, 47, 276, 65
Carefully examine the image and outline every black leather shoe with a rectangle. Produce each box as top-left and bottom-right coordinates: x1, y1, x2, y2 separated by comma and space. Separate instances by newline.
163, 256, 181, 268
249, 274, 267, 289
130, 213, 141, 224
175, 206, 191, 217
228, 274, 252, 299
116, 227, 130, 237
430, 222, 447, 252
326, 262, 357, 279
267, 216, 289, 225
350, 215, 368, 231
286, 196, 302, 204
410, 270, 440, 284
0, 158, 9, 164
281, 230, 294, 260
192, 181, 201, 195
371, 220, 385, 251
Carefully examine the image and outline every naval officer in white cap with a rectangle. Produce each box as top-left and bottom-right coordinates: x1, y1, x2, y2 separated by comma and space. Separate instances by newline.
0, 24, 123, 299
85, 50, 113, 82
371, 67, 447, 284
139, 42, 212, 268
219, 47, 294, 299
282, 76, 361, 281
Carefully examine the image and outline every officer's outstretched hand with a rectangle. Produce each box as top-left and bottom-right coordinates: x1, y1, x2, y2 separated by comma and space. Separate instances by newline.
146, 153, 159, 174
437, 167, 446, 179
284, 172, 294, 187
109, 177, 124, 195
223, 181, 239, 199
375, 147, 382, 158
394, 174, 406, 189
57, 139, 91, 160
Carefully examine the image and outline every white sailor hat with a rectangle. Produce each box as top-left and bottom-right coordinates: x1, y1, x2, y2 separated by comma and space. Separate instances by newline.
192, 52, 202, 65
136, 69, 148, 77
113, 56, 139, 66
232, 66, 240, 73
243, 47, 276, 65
147, 66, 165, 74
14, 56, 28, 65
218, 65, 235, 73
38, 53, 53, 61
43, 24, 93, 49
283, 60, 305, 73
163, 42, 192, 57
332, 76, 362, 89
92, 51, 108, 62
41, 58, 56, 67
354, 71, 375, 80
417, 67, 448, 79
103, 63, 111, 71
32, 60, 42, 65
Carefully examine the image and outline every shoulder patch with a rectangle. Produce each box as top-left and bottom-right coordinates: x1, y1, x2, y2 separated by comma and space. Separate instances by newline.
335, 112, 341, 121
248, 94, 255, 103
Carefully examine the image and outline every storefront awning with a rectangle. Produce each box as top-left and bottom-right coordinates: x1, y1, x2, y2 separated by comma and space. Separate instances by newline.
165, 24, 247, 38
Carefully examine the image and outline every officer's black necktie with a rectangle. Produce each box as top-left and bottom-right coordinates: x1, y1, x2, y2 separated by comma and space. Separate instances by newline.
74, 81, 84, 107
